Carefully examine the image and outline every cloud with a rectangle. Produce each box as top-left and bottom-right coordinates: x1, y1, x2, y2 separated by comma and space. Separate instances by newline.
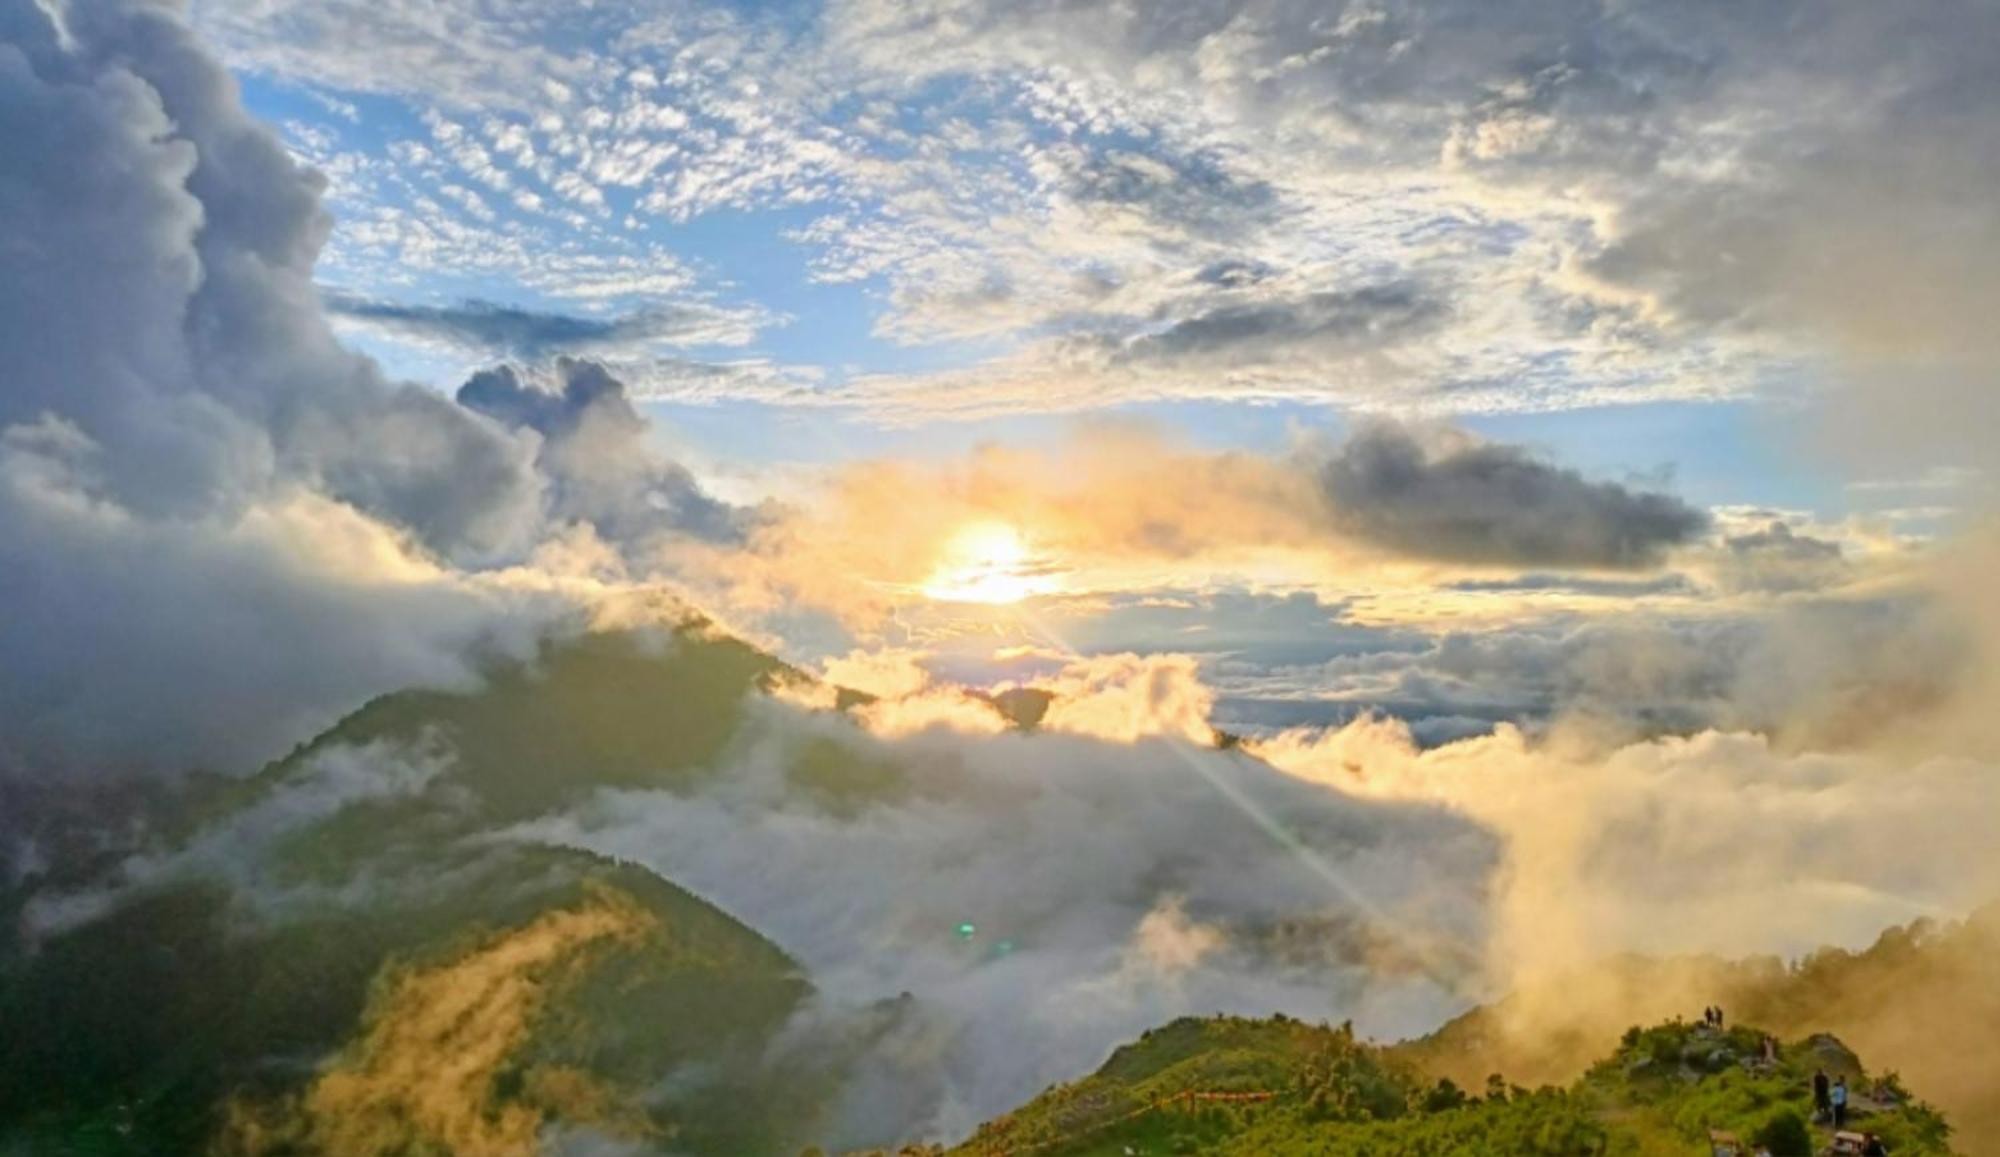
21, 737, 457, 938
221, 893, 653, 1156
1712, 520, 1851, 594
1026, 652, 1218, 746
1120, 282, 1448, 368
325, 292, 770, 358
1318, 420, 1709, 569
1206, 584, 1980, 755
1254, 715, 2000, 989
0, 1, 752, 780
505, 685, 1498, 1143
0, 413, 571, 779
677, 419, 1714, 636
186, 0, 2000, 432
456, 358, 756, 551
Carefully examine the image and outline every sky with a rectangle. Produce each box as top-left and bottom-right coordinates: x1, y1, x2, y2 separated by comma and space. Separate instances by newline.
165, 0, 1995, 734
7, 0, 2000, 1142
193, 0, 1965, 510
0, 0, 1994, 774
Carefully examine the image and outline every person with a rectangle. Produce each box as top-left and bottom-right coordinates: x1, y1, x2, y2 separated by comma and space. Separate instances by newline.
1862, 1134, 1888, 1156
1714, 1004, 1724, 1029
1832, 1075, 1849, 1129
1814, 1068, 1832, 1121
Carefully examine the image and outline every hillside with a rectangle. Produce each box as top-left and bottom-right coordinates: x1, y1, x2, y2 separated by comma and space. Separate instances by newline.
1397, 905, 2000, 1151
0, 624, 824, 1155
951, 1014, 1955, 1156
4, 623, 1992, 1156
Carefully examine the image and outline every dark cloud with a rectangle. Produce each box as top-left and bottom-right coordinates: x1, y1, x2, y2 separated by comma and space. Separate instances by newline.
1055, 142, 1276, 239
325, 292, 760, 359
1318, 421, 1708, 569
1447, 573, 1696, 598
1125, 282, 1447, 365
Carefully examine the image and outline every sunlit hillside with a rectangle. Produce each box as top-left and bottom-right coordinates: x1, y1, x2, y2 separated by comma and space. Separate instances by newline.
950, 1016, 1952, 1156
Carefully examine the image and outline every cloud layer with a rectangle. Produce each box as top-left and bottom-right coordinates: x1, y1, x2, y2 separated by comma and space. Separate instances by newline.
507, 678, 1499, 1143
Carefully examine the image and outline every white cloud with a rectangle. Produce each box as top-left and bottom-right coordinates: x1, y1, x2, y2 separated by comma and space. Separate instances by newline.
503, 688, 1496, 1143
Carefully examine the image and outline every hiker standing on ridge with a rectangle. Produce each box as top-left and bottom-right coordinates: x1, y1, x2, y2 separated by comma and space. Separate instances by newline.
1832, 1075, 1850, 1129
1813, 1068, 1832, 1122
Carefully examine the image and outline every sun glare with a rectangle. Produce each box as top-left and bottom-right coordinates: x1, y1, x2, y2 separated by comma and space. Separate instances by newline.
921, 521, 1061, 604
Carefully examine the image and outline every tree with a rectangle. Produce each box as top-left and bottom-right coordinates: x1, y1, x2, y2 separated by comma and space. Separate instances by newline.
1421, 1077, 1470, 1113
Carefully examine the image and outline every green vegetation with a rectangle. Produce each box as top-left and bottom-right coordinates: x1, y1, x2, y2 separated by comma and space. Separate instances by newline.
0, 845, 811, 1154
954, 1015, 1955, 1156
256, 623, 794, 822
0, 626, 824, 1154
1398, 905, 2000, 1148
0, 625, 1981, 1156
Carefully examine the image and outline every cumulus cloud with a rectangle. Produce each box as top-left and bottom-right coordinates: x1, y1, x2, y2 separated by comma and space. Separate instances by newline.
1319, 420, 1709, 569
1254, 715, 2000, 989
1026, 653, 1219, 746
0, 412, 570, 778
0, 1, 756, 781
456, 358, 756, 551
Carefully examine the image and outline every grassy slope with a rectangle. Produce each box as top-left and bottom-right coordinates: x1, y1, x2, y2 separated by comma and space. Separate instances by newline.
1397, 906, 2000, 1150
953, 1015, 1954, 1157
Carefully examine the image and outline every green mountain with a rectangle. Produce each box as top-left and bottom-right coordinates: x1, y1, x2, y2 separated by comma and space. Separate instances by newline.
1397, 905, 2000, 1152
3, 622, 1989, 1156
951, 1015, 1954, 1156
0, 623, 826, 1155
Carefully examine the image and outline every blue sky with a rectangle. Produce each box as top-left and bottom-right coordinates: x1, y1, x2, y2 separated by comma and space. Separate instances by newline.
212, 3, 1914, 523
169, 0, 2000, 750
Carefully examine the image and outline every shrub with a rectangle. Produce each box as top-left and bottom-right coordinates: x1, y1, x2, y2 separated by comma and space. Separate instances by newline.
1753, 1108, 1813, 1157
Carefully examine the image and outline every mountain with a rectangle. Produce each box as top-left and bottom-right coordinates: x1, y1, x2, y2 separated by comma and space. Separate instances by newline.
0, 623, 826, 1155
951, 1015, 1954, 1156
1396, 904, 2000, 1152
2, 621, 1991, 1155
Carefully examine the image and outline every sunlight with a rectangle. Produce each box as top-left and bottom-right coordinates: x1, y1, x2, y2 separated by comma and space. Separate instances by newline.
921, 521, 1062, 604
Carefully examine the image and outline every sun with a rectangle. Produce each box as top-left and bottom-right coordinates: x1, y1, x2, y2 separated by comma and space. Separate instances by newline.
921, 521, 1061, 605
